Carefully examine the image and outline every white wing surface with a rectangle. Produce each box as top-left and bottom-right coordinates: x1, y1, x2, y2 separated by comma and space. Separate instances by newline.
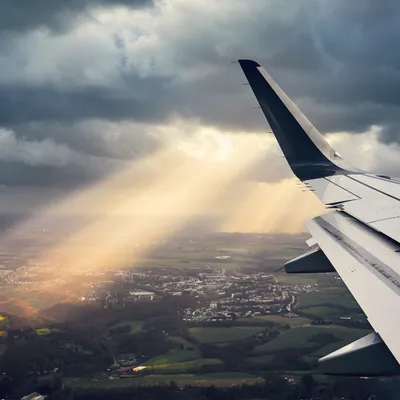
239, 59, 400, 376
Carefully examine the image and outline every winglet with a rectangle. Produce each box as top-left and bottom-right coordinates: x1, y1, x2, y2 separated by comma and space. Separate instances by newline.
238, 59, 356, 181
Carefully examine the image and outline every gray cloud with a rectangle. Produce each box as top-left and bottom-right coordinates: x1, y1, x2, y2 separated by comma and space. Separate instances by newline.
10, 120, 162, 160
0, 161, 98, 188
0, 0, 154, 32
0, 83, 169, 126
1, 0, 400, 192
2, 1, 400, 134
0, 127, 124, 189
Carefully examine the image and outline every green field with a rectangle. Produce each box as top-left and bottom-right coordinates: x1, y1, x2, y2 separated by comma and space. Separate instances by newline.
296, 290, 363, 319
107, 320, 144, 335
167, 336, 195, 348
66, 372, 264, 388
145, 358, 223, 373
298, 306, 349, 319
239, 315, 311, 327
252, 325, 370, 355
189, 327, 264, 343
143, 347, 202, 365
274, 274, 319, 285
35, 328, 51, 336
245, 354, 275, 365
297, 291, 359, 310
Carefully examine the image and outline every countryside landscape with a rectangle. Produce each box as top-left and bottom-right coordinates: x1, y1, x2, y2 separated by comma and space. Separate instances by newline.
0, 225, 396, 399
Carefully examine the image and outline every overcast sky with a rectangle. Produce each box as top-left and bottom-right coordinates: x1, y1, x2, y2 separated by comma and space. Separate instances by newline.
1, 0, 400, 213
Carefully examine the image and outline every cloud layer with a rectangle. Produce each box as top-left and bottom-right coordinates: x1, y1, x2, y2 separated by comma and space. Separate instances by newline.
1, 0, 400, 195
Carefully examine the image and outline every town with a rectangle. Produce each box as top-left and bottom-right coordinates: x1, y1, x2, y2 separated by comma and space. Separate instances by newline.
103, 265, 317, 322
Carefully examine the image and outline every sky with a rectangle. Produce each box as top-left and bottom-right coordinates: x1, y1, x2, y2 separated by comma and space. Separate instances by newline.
1, 0, 400, 221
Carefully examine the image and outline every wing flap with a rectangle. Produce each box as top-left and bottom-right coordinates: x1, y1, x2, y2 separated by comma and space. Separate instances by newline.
285, 246, 335, 273
307, 211, 400, 364
318, 332, 400, 376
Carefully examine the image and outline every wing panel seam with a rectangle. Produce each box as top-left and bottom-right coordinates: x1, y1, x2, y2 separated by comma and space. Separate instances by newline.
368, 216, 400, 224
366, 174, 400, 186
347, 175, 400, 202
322, 177, 361, 201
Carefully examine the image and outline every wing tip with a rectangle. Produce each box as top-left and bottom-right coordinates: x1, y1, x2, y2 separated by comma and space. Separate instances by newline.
238, 59, 261, 68
238, 58, 356, 180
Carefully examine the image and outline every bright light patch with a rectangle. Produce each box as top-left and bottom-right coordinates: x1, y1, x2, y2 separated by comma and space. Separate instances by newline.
0, 127, 323, 315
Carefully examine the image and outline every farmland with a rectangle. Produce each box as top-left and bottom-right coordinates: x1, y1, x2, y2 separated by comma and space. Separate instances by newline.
106, 320, 144, 335
66, 372, 264, 389
296, 290, 359, 310
146, 358, 223, 373
143, 347, 202, 365
189, 326, 265, 343
298, 306, 349, 319
295, 289, 365, 320
238, 315, 311, 327
35, 327, 52, 336
251, 325, 370, 355
274, 274, 319, 285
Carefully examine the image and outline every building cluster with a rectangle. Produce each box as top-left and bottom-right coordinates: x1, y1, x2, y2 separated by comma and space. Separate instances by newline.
116, 265, 318, 320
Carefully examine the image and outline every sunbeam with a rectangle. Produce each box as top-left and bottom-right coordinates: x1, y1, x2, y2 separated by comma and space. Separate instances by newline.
3, 132, 272, 313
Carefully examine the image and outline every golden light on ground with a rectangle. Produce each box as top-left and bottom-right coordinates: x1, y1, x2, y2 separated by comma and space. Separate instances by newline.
36, 134, 265, 276
1, 132, 270, 311
0, 128, 325, 314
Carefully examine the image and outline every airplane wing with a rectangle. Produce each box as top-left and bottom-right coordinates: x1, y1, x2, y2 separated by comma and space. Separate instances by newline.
239, 59, 400, 376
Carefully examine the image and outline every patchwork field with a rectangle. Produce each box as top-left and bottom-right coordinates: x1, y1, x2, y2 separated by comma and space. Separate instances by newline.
189, 326, 264, 343
66, 372, 264, 388
167, 336, 196, 348
296, 290, 364, 320
252, 325, 370, 355
135, 233, 309, 272
145, 358, 223, 373
298, 306, 349, 319
274, 274, 319, 285
106, 320, 144, 335
245, 354, 275, 365
143, 347, 202, 365
35, 327, 51, 336
297, 291, 359, 310
239, 315, 311, 327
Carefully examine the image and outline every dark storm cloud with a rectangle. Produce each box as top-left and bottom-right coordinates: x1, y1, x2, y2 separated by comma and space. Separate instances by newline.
3, 0, 400, 138
0, 83, 169, 126
0, 0, 154, 32
2, 0, 400, 191
293, 0, 400, 141
0, 160, 101, 188
10, 120, 162, 160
